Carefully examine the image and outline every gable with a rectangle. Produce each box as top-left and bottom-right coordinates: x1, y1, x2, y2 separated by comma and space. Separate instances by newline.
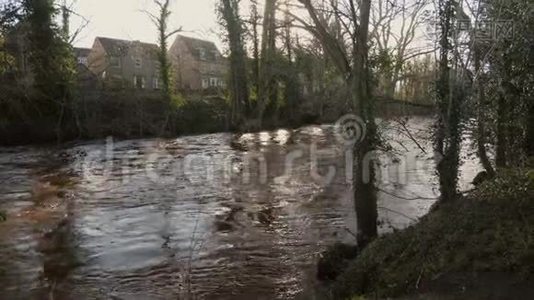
96, 37, 158, 59
173, 35, 223, 63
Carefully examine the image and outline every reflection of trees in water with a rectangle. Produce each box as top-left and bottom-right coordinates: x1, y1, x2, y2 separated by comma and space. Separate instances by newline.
39, 216, 78, 298
33, 156, 82, 299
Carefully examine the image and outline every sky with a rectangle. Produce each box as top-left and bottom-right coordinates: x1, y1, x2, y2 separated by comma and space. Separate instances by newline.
70, 0, 224, 50
68, 0, 431, 55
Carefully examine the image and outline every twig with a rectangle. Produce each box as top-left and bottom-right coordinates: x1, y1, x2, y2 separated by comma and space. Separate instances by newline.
378, 187, 438, 201
345, 227, 358, 239
186, 216, 200, 296
378, 206, 418, 222
415, 267, 423, 289
394, 119, 427, 154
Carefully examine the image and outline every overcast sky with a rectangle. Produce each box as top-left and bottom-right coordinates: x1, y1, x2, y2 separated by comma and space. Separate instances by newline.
70, 0, 224, 50
69, 0, 431, 54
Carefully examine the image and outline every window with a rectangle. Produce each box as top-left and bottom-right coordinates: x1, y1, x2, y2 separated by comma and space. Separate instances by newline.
133, 75, 145, 89
201, 78, 209, 89
199, 48, 206, 60
153, 77, 160, 90
135, 57, 142, 68
109, 56, 120, 67
78, 57, 88, 65
218, 79, 225, 87
209, 77, 217, 87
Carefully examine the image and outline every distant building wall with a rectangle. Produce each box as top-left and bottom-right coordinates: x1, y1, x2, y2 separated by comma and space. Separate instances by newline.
169, 35, 228, 91
87, 38, 161, 91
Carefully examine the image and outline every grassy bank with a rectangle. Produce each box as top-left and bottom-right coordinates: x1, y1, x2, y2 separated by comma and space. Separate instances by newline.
329, 169, 534, 299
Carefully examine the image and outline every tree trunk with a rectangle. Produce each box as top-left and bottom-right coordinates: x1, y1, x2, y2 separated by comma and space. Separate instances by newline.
220, 0, 250, 128
527, 101, 534, 157
435, 0, 462, 203
474, 47, 495, 176
298, 0, 378, 247
258, 0, 277, 123
61, 0, 69, 40
352, 0, 377, 248
250, 2, 260, 96
495, 90, 507, 168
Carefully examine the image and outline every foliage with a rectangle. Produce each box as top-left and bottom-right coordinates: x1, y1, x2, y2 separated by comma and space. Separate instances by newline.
1, 1, 21, 75
485, 0, 534, 164
175, 96, 229, 134
0, 34, 15, 74
170, 92, 186, 108
24, 0, 76, 109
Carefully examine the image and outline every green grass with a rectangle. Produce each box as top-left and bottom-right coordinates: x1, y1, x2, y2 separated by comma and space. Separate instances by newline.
332, 169, 534, 299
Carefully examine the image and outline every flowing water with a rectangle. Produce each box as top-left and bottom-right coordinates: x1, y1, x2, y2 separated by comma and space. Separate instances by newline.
0, 117, 480, 299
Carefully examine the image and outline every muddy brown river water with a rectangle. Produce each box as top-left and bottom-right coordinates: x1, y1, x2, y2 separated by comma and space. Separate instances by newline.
0, 117, 479, 299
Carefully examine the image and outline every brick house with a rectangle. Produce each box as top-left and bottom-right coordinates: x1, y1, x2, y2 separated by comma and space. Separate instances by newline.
87, 37, 161, 90
169, 35, 228, 91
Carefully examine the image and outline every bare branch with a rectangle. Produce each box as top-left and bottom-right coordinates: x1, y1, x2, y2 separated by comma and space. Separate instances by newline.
164, 27, 183, 39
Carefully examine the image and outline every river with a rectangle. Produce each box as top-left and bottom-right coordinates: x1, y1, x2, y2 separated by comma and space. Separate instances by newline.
0, 116, 480, 299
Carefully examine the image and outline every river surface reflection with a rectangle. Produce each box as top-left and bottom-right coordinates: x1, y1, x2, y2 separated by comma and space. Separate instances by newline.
0, 117, 479, 299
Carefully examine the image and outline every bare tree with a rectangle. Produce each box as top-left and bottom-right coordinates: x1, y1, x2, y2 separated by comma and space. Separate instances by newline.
370, 0, 432, 99
294, 0, 378, 247
57, 1, 91, 45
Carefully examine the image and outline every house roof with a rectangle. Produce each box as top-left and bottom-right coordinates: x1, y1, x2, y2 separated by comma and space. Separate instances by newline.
74, 47, 91, 58
95, 37, 159, 58
175, 35, 223, 62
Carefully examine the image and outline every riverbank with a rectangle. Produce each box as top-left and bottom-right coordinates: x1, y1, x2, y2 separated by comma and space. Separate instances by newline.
326, 169, 534, 299
0, 90, 432, 146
